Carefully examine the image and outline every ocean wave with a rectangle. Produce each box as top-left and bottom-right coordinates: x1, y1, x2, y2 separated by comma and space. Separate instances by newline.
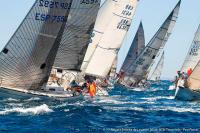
0, 104, 53, 115
3, 98, 19, 102
141, 96, 174, 101
24, 97, 41, 101
150, 106, 200, 114
103, 106, 144, 111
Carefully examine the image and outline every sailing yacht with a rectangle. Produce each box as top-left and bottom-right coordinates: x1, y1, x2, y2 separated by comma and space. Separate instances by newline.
118, 22, 145, 85
148, 51, 164, 81
175, 24, 200, 101
0, 0, 101, 99
120, 0, 181, 88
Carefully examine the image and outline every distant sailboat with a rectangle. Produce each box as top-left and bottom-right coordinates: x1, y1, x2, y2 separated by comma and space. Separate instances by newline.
118, 22, 145, 84
0, 0, 101, 99
175, 24, 200, 101
148, 51, 164, 81
121, 0, 181, 88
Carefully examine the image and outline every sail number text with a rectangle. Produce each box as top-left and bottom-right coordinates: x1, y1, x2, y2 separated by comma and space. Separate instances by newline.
39, 0, 72, 9
117, 4, 134, 30
35, 13, 67, 22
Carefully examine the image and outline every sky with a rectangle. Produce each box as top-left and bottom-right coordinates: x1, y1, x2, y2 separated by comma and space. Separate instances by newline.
0, 0, 200, 79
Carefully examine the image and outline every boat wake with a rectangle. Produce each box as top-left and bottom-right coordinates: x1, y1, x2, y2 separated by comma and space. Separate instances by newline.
0, 104, 53, 115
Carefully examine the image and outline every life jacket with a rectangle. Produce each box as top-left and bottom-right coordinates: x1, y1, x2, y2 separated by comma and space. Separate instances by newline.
187, 68, 193, 76
89, 82, 96, 97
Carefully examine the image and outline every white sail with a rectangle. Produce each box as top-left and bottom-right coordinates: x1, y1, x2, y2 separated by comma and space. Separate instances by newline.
181, 24, 200, 73
81, 0, 115, 71
85, 0, 138, 77
123, 0, 181, 86
149, 51, 164, 81
188, 61, 200, 90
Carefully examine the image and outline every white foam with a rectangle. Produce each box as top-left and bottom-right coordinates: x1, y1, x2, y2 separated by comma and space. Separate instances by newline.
151, 106, 200, 114
25, 97, 41, 101
168, 85, 176, 90
141, 96, 174, 101
3, 98, 19, 102
103, 106, 144, 111
0, 104, 53, 115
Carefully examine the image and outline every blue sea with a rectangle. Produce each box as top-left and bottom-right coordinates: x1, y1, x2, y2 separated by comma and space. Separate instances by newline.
0, 81, 200, 133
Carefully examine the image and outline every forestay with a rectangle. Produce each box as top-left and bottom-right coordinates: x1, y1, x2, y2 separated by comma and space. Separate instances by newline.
123, 0, 181, 85
148, 51, 164, 81
181, 24, 200, 73
120, 22, 145, 73
53, 0, 101, 71
85, 0, 139, 78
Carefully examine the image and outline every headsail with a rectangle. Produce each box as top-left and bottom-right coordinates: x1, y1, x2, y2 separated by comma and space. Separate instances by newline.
85, 0, 139, 78
120, 22, 145, 73
123, 0, 181, 85
81, 0, 116, 72
53, 0, 101, 71
148, 51, 164, 81
187, 60, 200, 90
181, 24, 200, 73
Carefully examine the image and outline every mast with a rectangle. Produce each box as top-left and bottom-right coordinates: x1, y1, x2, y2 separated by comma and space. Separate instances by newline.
181, 24, 200, 73
148, 51, 164, 81
123, 0, 181, 86
120, 22, 145, 73
85, 0, 139, 78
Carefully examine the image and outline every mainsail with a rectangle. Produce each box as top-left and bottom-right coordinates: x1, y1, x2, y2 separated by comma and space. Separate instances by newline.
85, 0, 139, 77
120, 22, 145, 73
123, 0, 181, 85
148, 51, 164, 81
54, 0, 101, 71
0, 0, 100, 90
181, 24, 200, 73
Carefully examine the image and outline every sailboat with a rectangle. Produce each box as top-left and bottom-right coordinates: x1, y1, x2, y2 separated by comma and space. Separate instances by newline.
82, 0, 139, 88
120, 0, 181, 88
175, 24, 200, 101
118, 22, 145, 84
0, 0, 101, 99
148, 51, 164, 81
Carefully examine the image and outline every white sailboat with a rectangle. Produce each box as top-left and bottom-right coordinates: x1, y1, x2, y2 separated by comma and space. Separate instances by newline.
121, 0, 181, 88
0, 0, 101, 99
148, 51, 164, 81
175, 24, 200, 101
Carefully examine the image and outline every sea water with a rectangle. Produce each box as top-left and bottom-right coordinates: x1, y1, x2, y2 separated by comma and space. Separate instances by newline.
0, 81, 200, 133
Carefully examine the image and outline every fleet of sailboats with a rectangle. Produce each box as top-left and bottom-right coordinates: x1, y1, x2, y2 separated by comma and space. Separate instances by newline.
119, 0, 181, 88
2, 0, 200, 102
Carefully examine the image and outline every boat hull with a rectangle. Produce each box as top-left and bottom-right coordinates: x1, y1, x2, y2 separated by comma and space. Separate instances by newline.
0, 87, 83, 101
175, 87, 200, 101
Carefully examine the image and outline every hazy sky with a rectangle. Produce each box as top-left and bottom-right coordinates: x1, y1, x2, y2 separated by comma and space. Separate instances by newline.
0, 0, 200, 79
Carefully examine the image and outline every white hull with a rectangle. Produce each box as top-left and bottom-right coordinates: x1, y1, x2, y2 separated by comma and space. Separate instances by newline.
0, 85, 82, 100
175, 87, 200, 101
